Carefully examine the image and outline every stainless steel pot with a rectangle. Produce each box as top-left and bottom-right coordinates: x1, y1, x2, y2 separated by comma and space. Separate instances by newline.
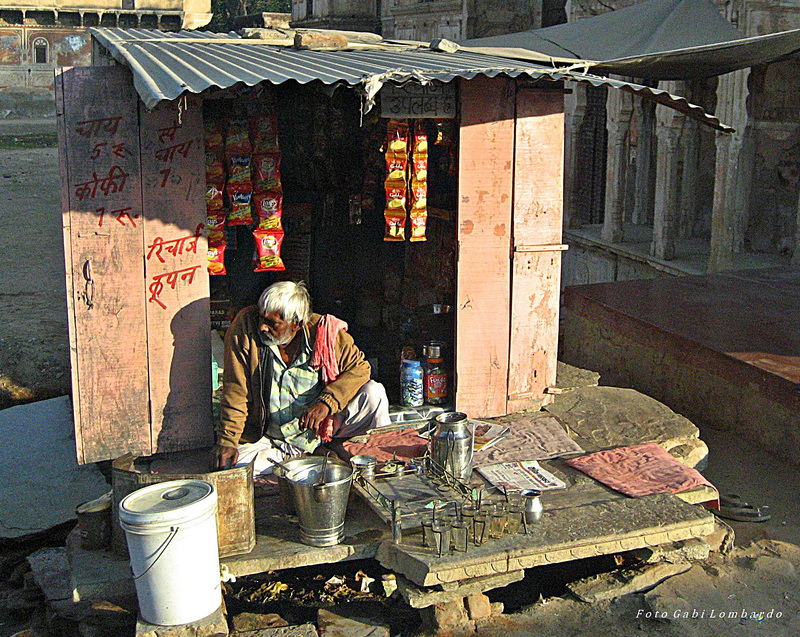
430, 411, 474, 482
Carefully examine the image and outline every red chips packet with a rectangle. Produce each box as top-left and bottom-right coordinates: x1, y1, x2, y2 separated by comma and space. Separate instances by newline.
252, 152, 282, 192
226, 183, 254, 226
250, 114, 280, 153
253, 191, 283, 230
252, 228, 286, 271
207, 242, 227, 276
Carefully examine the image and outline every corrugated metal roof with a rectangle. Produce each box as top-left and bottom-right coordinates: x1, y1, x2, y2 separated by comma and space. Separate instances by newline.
89, 28, 732, 132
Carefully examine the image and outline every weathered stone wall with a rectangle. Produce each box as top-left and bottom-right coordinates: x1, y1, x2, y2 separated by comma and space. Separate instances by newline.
561, 299, 800, 467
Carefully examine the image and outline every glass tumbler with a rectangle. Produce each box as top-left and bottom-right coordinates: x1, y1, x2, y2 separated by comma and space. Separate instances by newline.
505, 505, 523, 535
489, 502, 507, 539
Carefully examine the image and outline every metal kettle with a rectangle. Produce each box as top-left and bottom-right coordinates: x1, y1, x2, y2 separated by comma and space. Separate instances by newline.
430, 412, 474, 482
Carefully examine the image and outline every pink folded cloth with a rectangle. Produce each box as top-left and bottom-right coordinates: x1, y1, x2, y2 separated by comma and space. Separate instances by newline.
310, 314, 348, 442
343, 427, 429, 463
565, 442, 718, 503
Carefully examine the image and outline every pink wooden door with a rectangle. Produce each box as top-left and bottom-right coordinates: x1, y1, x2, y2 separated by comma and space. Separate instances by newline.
507, 88, 565, 412
57, 67, 212, 464
455, 76, 515, 417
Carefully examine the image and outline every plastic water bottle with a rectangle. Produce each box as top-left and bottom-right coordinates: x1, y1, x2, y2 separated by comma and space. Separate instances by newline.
400, 359, 424, 407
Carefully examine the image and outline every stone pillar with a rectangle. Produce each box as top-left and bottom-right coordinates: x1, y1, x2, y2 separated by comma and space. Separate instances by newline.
651, 81, 686, 261
708, 68, 750, 273
563, 83, 588, 229
679, 118, 700, 237
633, 94, 655, 225
602, 77, 633, 243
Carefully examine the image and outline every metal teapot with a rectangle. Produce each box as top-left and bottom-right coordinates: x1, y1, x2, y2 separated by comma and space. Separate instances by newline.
430, 412, 474, 482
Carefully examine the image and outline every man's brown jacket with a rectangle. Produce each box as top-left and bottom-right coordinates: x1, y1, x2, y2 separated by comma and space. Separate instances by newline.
217, 306, 371, 448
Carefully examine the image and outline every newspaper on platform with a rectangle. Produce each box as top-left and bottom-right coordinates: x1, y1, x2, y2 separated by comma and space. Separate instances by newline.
476, 460, 567, 491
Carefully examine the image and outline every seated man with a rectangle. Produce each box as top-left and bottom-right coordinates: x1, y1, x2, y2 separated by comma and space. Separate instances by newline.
213, 281, 390, 474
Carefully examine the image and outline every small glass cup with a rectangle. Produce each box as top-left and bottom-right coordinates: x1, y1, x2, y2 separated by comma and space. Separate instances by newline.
451, 520, 469, 552
421, 518, 435, 548
505, 505, 523, 535
431, 520, 451, 557
489, 502, 507, 539
473, 513, 489, 546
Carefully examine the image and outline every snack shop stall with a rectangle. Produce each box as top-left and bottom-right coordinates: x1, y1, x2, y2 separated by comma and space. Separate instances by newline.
58, 28, 728, 466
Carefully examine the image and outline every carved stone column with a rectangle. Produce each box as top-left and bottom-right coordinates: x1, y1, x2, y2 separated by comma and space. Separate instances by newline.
679, 118, 700, 237
563, 83, 588, 229
708, 68, 750, 273
652, 81, 686, 261
602, 77, 633, 243
633, 94, 655, 225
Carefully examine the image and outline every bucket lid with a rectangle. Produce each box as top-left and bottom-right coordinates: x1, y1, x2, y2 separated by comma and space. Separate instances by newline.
119, 479, 216, 527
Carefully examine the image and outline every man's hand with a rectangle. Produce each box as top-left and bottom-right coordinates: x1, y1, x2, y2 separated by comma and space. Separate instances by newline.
299, 402, 331, 436
212, 444, 239, 471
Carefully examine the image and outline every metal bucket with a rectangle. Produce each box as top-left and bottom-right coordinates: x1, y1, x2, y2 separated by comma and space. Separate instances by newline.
286, 460, 353, 547
273, 456, 318, 515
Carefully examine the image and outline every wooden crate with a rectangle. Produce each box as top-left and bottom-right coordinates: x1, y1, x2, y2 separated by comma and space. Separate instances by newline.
111, 449, 255, 558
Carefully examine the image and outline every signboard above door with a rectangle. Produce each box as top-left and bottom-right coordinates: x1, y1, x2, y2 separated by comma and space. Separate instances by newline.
381, 82, 456, 119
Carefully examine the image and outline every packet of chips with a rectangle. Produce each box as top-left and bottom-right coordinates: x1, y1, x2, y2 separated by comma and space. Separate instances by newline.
384, 212, 406, 242
385, 152, 407, 181
253, 191, 283, 230
250, 114, 279, 153
207, 242, 227, 276
226, 155, 252, 184
252, 152, 281, 192
206, 181, 224, 212
410, 177, 427, 212
387, 120, 409, 153
413, 122, 428, 154
204, 121, 224, 154
225, 119, 251, 156
384, 179, 407, 212
252, 228, 286, 271
412, 152, 428, 181
205, 152, 225, 181
410, 211, 427, 242
226, 183, 254, 225
205, 212, 226, 246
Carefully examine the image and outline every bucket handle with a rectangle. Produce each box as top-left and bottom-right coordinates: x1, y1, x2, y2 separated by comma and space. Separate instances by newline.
130, 526, 179, 580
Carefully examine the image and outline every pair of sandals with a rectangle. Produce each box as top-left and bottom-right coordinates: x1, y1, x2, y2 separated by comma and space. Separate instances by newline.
710, 493, 771, 523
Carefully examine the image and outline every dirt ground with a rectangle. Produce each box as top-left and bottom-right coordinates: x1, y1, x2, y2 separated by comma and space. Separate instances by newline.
0, 119, 68, 409
2, 119, 799, 637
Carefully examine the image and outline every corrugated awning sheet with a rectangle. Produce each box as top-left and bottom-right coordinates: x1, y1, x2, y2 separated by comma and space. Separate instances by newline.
89, 27, 732, 131
462, 0, 800, 80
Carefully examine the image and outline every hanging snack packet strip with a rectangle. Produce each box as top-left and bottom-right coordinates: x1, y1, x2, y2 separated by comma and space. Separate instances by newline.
207, 243, 227, 276
225, 119, 252, 156
253, 190, 283, 230
250, 114, 279, 153
253, 152, 282, 192
253, 228, 286, 271
226, 182, 254, 225
409, 121, 428, 241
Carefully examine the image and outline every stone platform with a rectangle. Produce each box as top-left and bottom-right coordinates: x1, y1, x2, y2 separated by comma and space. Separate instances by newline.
562, 267, 800, 466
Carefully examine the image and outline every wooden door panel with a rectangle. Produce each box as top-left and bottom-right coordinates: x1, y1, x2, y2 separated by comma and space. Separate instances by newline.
455, 76, 515, 417
139, 96, 213, 453
57, 66, 150, 463
508, 88, 565, 412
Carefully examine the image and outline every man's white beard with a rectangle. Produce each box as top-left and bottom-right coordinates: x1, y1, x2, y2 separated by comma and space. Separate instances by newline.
261, 330, 295, 346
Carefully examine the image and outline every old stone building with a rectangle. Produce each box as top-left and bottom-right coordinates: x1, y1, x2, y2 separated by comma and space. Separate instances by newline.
562, 0, 800, 286
0, 0, 211, 92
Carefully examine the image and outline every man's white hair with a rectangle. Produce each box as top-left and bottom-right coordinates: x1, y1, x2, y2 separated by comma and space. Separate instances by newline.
258, 281, 312, 325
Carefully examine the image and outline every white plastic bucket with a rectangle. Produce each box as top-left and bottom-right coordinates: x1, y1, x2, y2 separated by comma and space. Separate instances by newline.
119, 479, 220, 626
